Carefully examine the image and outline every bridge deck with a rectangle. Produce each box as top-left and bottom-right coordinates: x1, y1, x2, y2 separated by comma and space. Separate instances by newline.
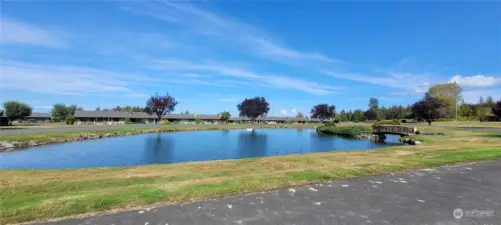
372, 125, 416, 136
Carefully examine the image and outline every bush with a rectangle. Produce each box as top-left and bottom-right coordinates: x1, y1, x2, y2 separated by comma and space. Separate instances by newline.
401, 119, 407, 123
195, 118, 201, 124
317, 125, 371, 138
373, 120, 400, 126
333, 116, 341, 123
124, 118, 134, 124
65, 116, 76, 125
161, 119, 169, 124
284, 120, 294, 124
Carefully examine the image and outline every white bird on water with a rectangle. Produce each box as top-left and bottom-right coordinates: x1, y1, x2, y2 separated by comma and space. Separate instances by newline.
246, 128, 253, 131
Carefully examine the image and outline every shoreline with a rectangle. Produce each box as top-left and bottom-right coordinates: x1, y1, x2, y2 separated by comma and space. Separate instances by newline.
0, 124, 318, 152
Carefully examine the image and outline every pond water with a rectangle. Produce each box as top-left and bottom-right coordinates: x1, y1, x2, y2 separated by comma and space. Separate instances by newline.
0, 129, 401, 169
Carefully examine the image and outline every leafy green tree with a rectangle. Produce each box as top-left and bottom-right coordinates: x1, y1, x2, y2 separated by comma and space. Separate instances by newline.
220, 111, 231, 123
412, 94, 449, 125
296, 112, 304, 118
51, 103, 69, 122
3, 101, 32, 123
427, 83, 462, 118
351, 109, 365, 122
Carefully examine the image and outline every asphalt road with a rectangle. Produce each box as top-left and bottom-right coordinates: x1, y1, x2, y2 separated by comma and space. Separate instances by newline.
457, 127, 501, 134
34, 160, 500, 225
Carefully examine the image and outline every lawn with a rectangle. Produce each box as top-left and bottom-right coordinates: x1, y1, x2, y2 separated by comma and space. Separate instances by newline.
0, 122, 500, 224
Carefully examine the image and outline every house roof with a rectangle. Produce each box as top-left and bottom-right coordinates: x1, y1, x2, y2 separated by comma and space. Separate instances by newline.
72, 110, 323, 122
0, 111, 50, 118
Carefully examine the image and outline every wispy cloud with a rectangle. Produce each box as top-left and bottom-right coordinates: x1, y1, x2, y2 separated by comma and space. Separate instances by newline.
0, 18, 68, 48
449, 75, 501, 88
0, 60, 248, 96
216, 97, 239, 103
152, 59, 343, 95
322, 70, 433, 94
119, 2, 341, 67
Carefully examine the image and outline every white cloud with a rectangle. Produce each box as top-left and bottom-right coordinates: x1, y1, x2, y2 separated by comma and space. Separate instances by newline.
0, 60, 247, 96
0, 18, 68, 48
449, 75, 501, 88
184, 73, 208, 78
216, 98, 239, 103
280, 109, 288, 115
291, 108, 297, 113
322, 70, 433, 94
120, 2, 340, 67
152, 59, 343, 95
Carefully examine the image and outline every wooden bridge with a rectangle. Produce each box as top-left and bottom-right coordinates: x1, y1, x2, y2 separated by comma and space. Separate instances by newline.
372, 125, 416, 141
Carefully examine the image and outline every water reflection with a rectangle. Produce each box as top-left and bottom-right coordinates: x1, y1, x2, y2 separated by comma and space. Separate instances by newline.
143, 134, 174, 164
0, 129, 400, 169
237, 131, 268, 159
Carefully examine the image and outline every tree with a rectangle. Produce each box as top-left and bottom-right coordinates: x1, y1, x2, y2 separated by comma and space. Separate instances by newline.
145, 93, 178, 122
182, 110, 191, 115
351, 109, 365, 122
51, 104, 70, 122
220, 111, 231, 123
296, 112, 304, 118
486, 96, 495, 107
310, 104, 335, 121
427, 83, 462, 118
95, 106, 101, 111
237, 97, 270, 121
492, 100, 501, 120
412, 94, 449, 125
364, 110, 379, 120
368, 97, 379, 111
3, 101, 32, 123
479, 96, 485, 105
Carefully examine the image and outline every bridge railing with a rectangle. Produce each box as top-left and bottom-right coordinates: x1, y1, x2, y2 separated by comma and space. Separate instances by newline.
372, 125, 416, 135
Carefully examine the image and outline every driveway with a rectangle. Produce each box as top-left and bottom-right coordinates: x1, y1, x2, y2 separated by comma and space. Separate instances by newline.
34, 160, 500, 225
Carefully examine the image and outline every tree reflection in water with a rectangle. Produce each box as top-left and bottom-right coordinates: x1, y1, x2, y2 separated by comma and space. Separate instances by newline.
237, 131, 268, 159
143, 134, 174, 164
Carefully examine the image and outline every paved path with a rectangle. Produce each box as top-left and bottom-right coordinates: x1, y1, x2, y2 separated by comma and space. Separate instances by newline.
35, 160, 500, 225
457, 127, 501, 134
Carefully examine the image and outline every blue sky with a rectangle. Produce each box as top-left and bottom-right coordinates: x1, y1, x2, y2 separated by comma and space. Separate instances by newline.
1, 1, 500, 116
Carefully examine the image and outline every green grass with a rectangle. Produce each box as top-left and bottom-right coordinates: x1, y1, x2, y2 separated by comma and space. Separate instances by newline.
316, 125, 372, 137
1, 123, 501, 224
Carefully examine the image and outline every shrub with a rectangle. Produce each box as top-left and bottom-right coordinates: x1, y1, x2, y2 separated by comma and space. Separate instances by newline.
124, 118, 134, 124
195, 118, 201, 124
333, 116, 341, 123
284, 120, 294, 124
161, 119, 169, 124
65, 116, 76, 125
401, 119, 407, 123
373, 120, 400, 126
317, 125, 371, 138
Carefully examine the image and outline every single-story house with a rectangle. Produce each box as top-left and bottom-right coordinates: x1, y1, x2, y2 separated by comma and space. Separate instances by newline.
0, 110, 51, 125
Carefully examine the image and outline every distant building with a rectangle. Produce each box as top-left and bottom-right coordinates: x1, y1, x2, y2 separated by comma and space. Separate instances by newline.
1, 110, 322, 125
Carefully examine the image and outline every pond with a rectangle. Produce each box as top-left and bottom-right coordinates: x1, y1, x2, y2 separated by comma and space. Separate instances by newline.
0, 129, 401, 169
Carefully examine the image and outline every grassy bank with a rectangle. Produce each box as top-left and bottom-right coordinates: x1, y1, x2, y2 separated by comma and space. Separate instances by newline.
0, 124, 318, 143
1, 124, 500, 224
316, 125, 372, 137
